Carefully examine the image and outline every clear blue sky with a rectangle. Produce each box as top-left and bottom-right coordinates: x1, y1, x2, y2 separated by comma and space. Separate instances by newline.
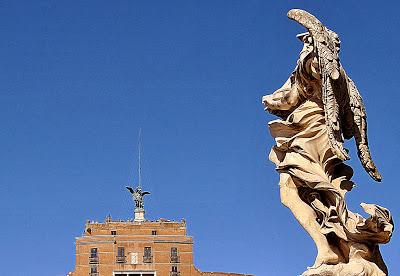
1, 1, 399, 275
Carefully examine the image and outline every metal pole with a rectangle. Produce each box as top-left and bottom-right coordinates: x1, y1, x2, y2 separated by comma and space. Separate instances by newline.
138, 128, 142, 189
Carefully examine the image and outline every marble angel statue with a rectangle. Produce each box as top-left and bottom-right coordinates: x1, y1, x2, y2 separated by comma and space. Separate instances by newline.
262, 9, 393, 276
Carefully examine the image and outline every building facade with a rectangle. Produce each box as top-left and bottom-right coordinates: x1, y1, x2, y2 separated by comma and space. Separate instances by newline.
68, 217, 251, 276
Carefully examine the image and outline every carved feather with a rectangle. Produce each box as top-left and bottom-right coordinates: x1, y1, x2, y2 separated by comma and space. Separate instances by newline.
287, 8, 381, 181
287, 9, 340, 80
288, 9, 348, 160
345, 74, 382, 181
321, 67, 349, 161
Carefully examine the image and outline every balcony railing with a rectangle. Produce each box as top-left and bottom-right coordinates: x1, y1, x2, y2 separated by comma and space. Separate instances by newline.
89, 273, 98, 276
170, 255, 180, 263
89, 256, 99, 264
143, 255, 153, 263
170, 272, 180, 276
116, 255, 126, 263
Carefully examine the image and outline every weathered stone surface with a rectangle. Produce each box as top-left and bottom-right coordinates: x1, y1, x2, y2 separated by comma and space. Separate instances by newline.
262, 9, 394, 275
303, 260, 385, 276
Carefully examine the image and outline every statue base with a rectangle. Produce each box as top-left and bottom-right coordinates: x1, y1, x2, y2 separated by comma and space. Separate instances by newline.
302, 260, 386, 276
134, 208, 145, 222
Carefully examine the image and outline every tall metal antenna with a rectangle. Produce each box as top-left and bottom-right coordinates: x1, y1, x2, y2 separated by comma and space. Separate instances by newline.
138, 128, 142, 189
126, 128, 150, 222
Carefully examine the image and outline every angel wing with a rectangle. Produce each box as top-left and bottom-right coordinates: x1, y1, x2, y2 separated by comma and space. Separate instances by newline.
288, 9, 348, 161
141, 191, 151, 196
126, 186, 134, 194
287, 9, 381, 182
343, 72, 382, 181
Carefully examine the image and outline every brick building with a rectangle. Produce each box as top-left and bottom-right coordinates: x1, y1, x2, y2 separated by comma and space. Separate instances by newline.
68, 186, 252, 276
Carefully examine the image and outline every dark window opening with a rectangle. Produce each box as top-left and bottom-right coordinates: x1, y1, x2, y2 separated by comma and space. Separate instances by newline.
115, 272, 154, 276
90, 248, 98, 258
143, 246, 152, 263
117, 247, 125, 257
171, 265, 180, 275
116, 247, 126, 263
90, 265, 98, 276
151, 230, 157, 235
89, 248, 98, 264
111, 230, 117, 235
171, 247, 179, 263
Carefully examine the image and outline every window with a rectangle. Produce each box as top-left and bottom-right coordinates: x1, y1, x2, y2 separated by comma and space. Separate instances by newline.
143, 247, 152, 263
89, 248, 98, 264
90, 248, 98, 258
116, 247, 126, 263
111, 230, 117, 235
151, 230, 157, 235
90, 265, 98, 276
170, 247, 179, 263
114, 273, 155, 276
171, 265, 180, 276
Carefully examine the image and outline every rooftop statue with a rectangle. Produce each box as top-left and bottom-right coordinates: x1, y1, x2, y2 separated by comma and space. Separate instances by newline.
262, 9, 394, 276
126, 186, 150, 210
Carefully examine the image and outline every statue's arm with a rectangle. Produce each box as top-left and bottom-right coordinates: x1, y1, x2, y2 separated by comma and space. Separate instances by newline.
262, 75, 300, 117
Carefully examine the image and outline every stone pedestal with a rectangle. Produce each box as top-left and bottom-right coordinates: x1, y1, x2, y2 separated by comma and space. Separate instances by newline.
134, 208, 145, 222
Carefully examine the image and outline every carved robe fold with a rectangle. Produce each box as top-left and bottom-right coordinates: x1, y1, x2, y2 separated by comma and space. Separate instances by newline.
268, 99, 392, 247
